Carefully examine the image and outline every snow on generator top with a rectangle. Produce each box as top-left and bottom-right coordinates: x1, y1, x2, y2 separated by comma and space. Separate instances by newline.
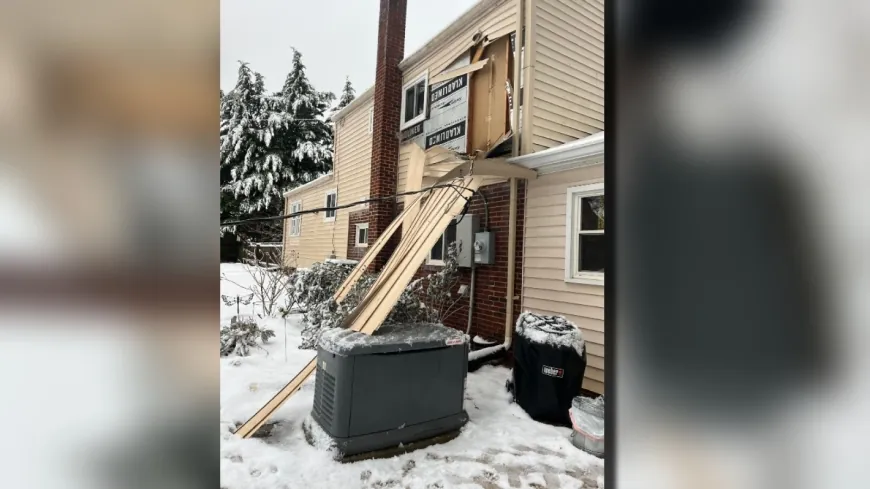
515, 311, 585, 356
318, 322, 466, 356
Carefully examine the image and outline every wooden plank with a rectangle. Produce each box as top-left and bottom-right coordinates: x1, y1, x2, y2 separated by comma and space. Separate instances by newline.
334, 192, 425, 301
469, 34, 511, 153
429, 58, 489, 85
338, 182, 461, 330
234, 358, 317, 438
351, 178, 482, 335
344, 177, 476, 331
437, 157, 537, 182
403, 144, 426, 233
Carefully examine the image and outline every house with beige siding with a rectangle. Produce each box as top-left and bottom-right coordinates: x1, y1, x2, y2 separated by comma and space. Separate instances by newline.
282, 0, 604, 392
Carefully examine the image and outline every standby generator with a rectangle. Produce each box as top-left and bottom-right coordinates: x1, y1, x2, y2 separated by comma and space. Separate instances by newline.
310, 323, 469, 458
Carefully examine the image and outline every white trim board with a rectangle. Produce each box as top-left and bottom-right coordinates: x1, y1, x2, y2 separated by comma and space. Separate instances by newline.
509, 131, 604, 175
565, 182, 605, 286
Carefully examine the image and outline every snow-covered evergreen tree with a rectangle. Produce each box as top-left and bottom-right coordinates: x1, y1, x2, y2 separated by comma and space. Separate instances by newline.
220, 51, 335, 226
333, 77, 356, 114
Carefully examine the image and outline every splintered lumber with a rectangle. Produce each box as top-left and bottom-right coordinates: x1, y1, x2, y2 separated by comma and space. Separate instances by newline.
344, 177, 483, 335
429, 58, 489, 85
437, 157, 537, 182
234, 174, 477, 439
334, 191, 425, 302
403, 144, 425, 233
338, 179, 465, 331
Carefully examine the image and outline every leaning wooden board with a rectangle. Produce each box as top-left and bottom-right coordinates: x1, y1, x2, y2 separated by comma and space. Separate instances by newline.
233, 174, 479, 439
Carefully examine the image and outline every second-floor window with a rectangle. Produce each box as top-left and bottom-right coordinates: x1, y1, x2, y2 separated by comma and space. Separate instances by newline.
401, 71, 428, 129
324, 189, 337, 222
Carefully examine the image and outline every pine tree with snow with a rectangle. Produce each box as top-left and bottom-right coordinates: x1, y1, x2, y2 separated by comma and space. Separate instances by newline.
333, 77, 356, 114
220, 52, 335, 225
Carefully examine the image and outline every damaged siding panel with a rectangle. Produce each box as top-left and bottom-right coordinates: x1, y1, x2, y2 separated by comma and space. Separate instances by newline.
530, 0, 604, 153
521, 165, 605, 394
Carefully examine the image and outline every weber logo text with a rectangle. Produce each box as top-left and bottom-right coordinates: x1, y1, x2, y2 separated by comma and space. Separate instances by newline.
541, 366, 564, 378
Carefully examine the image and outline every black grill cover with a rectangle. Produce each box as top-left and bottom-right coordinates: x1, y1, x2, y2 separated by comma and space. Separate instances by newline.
513, 332, 587, 426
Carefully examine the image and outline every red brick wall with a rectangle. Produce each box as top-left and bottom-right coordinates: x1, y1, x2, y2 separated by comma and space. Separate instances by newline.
412, 180, 527, 342
346, 209, 370, 262
368, 0, 407, 272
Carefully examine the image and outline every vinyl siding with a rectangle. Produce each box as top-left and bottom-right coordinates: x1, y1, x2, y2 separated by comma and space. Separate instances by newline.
526, 0, 604, 153
521, 164, 605, 393
283, 99, 373, 268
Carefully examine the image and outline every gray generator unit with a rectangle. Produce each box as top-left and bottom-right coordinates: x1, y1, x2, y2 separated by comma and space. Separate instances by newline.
311, 323, 469, 457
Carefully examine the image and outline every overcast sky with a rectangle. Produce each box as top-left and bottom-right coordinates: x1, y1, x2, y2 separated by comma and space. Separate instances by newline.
221, 0, 480, 98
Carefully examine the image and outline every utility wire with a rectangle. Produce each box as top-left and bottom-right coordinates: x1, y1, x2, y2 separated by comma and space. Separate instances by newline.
221, 181, 486, 228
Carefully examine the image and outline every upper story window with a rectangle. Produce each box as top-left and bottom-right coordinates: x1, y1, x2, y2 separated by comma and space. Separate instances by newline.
566, 183, 604, 284
401, 71, 428, 129
288, 200, 302, 237
324, 189, 337, 222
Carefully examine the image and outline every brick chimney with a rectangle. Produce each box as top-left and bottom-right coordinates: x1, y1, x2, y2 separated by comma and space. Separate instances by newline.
367, 0, 407, 271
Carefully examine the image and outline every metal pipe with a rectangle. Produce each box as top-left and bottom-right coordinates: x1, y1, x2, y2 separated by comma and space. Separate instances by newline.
465, 260, 476, 335
504, 176, 518, 350
511, 0, 523, 159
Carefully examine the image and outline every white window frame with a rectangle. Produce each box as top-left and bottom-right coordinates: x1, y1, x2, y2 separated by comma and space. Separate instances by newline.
288, 200, 302, 237
400, 70, 429, 130
368, 107, 374, 134
323, 189, 337, 222
565, 182, 604, 285
355, 223, 369, 248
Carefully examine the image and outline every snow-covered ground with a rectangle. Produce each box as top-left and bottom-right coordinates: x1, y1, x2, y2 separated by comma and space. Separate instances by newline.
220, 263, 604, 489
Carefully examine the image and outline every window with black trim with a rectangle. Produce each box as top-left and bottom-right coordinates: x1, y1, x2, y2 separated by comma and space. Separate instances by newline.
427, 218, 457, 266
324, 189, 337, 221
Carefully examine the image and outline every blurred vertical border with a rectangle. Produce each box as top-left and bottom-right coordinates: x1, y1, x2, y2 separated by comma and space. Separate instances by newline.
611, 1, 870, 489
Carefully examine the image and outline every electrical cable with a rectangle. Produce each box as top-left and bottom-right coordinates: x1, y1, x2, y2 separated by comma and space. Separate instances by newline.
221, 181, 480, 228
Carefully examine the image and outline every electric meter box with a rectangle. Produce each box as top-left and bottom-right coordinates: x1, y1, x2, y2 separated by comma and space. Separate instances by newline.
454, 214, 480, 268
473, 231, 495, 265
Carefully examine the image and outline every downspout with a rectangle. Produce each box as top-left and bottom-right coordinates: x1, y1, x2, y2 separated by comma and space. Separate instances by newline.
505, 0, 524, 351
504, 177, 518, 350
467, 0, 524, 368
465, 260, 476, 335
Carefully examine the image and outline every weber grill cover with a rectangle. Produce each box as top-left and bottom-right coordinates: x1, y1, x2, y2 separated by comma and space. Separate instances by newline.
513, 321, 587, 426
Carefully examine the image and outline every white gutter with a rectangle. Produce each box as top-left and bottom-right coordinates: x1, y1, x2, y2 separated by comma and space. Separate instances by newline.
508, 131, 604, 174
282, 173, 334, 197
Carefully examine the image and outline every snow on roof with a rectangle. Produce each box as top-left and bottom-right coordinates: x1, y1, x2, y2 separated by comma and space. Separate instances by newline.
282, 173, 334, 197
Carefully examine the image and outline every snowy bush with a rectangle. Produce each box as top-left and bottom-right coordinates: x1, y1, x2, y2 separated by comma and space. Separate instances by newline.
221, 249, 292, 317
293, 245, 466, 350
220, 315, 275, 357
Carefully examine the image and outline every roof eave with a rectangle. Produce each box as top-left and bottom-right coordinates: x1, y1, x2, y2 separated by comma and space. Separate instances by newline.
508, 132, 604, 175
